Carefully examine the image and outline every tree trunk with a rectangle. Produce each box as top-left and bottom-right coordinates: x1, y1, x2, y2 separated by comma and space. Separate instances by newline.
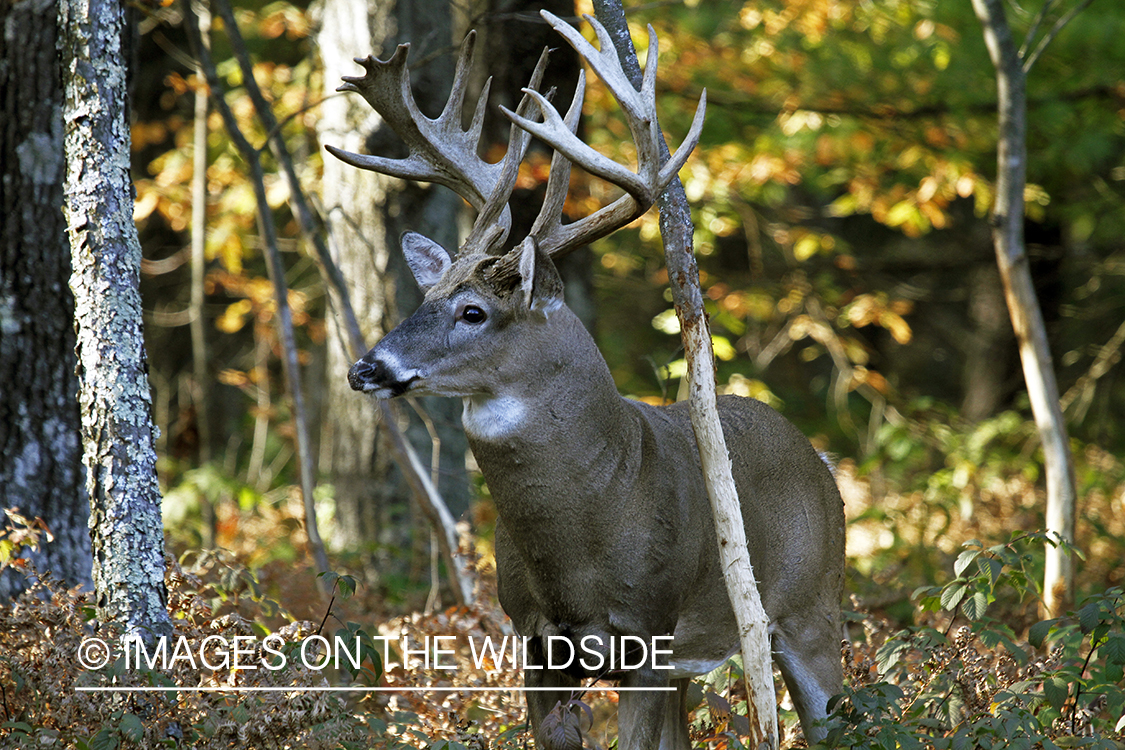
971, 0, 1077, 615
0, 0, 92, 598
961, 264, 1014, 423
59, 0, 172, 636
316, 0, 469, 583
591, 2, 778, 747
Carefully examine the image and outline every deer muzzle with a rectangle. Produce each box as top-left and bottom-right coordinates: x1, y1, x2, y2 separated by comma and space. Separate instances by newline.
347, 355, 420, 398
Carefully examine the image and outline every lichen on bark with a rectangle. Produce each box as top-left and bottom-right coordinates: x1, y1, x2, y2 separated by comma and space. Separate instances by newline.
58, 0, 172, 637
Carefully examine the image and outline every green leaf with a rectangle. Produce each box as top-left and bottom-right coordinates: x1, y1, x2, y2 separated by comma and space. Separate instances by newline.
962, 591, 989, 620
2, 722, 34, 734
979, 557, 1004, 588
941, 582, 967, 611
89, 728, 119, 750
1043, 676, 1070, 709
978, 623, 1027, 664
1029, 619, 1056, 648
954, 550, 980, 577
950, 732, 973, 750
119, 713, 144, 743
875, 637, 911, 674
1104, 635, 1125, 665
337, 575, 358, 598
1079, 601, 1102, 633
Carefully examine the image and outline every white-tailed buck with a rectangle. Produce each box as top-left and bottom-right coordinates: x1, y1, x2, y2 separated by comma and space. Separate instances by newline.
331, 11, 845, 749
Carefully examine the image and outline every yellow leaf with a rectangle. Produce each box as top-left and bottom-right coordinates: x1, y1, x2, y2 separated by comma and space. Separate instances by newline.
0, 538, 14, 566
712, 335, 736, 361
827, 193, 859, 218
216, 299, 252, 334
885, 200, 918, 228
217, 369, 250, 387
134, 189, 160, 222
794, 234, 821, 262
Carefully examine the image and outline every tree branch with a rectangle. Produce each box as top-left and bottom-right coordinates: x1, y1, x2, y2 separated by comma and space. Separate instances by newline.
971, 0, 1077, 615
1021, 0, 1096, 73
185, 0, 330, 582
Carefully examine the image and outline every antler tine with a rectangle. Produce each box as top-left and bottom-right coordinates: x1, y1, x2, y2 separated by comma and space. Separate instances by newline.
502, 10, 707, 259
460, 46, 552, 256
324, 31, 515, 246
529, 70, 586, 240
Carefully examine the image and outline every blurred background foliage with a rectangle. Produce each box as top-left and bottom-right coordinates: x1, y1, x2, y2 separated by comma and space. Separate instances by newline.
128, 0, 1125, 623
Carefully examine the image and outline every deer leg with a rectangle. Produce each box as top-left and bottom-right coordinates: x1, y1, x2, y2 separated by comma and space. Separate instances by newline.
524, 667, 581, 750
658, 678, 692, 750
617, 666, 672, 750
771, 613, 842, 745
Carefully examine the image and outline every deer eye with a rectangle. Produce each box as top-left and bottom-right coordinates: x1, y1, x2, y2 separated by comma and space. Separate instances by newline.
457, 303, 487, 325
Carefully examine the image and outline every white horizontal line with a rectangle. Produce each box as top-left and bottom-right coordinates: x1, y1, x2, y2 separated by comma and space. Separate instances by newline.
75, 686, 676, 693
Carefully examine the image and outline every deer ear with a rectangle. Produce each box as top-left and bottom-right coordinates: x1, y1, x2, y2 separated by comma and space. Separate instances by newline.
401, 231, 452, 292
516, 237, 563, 317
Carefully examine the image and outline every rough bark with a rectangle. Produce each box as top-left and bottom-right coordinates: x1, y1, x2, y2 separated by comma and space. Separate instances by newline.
592, 2, 778, 747
0, 0, 92, 598
315, 0, 470, 583
58, 0, 172, 636
970, 0, 1077, 615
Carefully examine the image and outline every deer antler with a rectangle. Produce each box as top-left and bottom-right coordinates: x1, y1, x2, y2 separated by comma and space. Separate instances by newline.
325, 31, 548, 255
505, 11, 707, 259
327, 14, 704, 261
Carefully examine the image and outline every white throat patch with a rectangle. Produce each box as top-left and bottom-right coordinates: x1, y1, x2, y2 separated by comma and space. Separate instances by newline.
461, 395, 526, 440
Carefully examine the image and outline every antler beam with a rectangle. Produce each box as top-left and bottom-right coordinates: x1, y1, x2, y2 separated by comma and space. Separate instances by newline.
327, 12, 705, 261
504, 11, 707, 259
325, 31, 548, 254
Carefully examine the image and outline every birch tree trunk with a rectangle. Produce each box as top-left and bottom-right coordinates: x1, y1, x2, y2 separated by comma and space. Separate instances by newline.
59, 0, 172, 636
970, 0, 1077, 615
0, 0, 92, 599
591, 2, 778, 746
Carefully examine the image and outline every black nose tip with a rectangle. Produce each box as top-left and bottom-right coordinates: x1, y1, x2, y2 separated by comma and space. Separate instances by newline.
348, 358, 381, 392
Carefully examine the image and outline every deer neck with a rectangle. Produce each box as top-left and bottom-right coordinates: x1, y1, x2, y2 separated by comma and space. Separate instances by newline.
461, 307, 639, 496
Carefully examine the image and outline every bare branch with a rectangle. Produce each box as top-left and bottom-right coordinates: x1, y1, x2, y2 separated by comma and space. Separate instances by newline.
590, 1, 775, 746
186, 0, 330, 580
1018, 0, 1057, 60
1022, 0, 1096, 73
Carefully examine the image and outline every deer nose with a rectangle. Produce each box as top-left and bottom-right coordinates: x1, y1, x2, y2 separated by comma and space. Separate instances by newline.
348, 358, 384, 392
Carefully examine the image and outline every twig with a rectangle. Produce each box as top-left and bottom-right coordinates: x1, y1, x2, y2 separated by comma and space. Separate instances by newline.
1061, 318, 1125, 419
315, 594, 336, 636
1067, 638, 1099, 731
1018, 0, 1057, 60
1021, 0, 1096, 73
209, 0, 363, 352
190, 0, 216, 547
